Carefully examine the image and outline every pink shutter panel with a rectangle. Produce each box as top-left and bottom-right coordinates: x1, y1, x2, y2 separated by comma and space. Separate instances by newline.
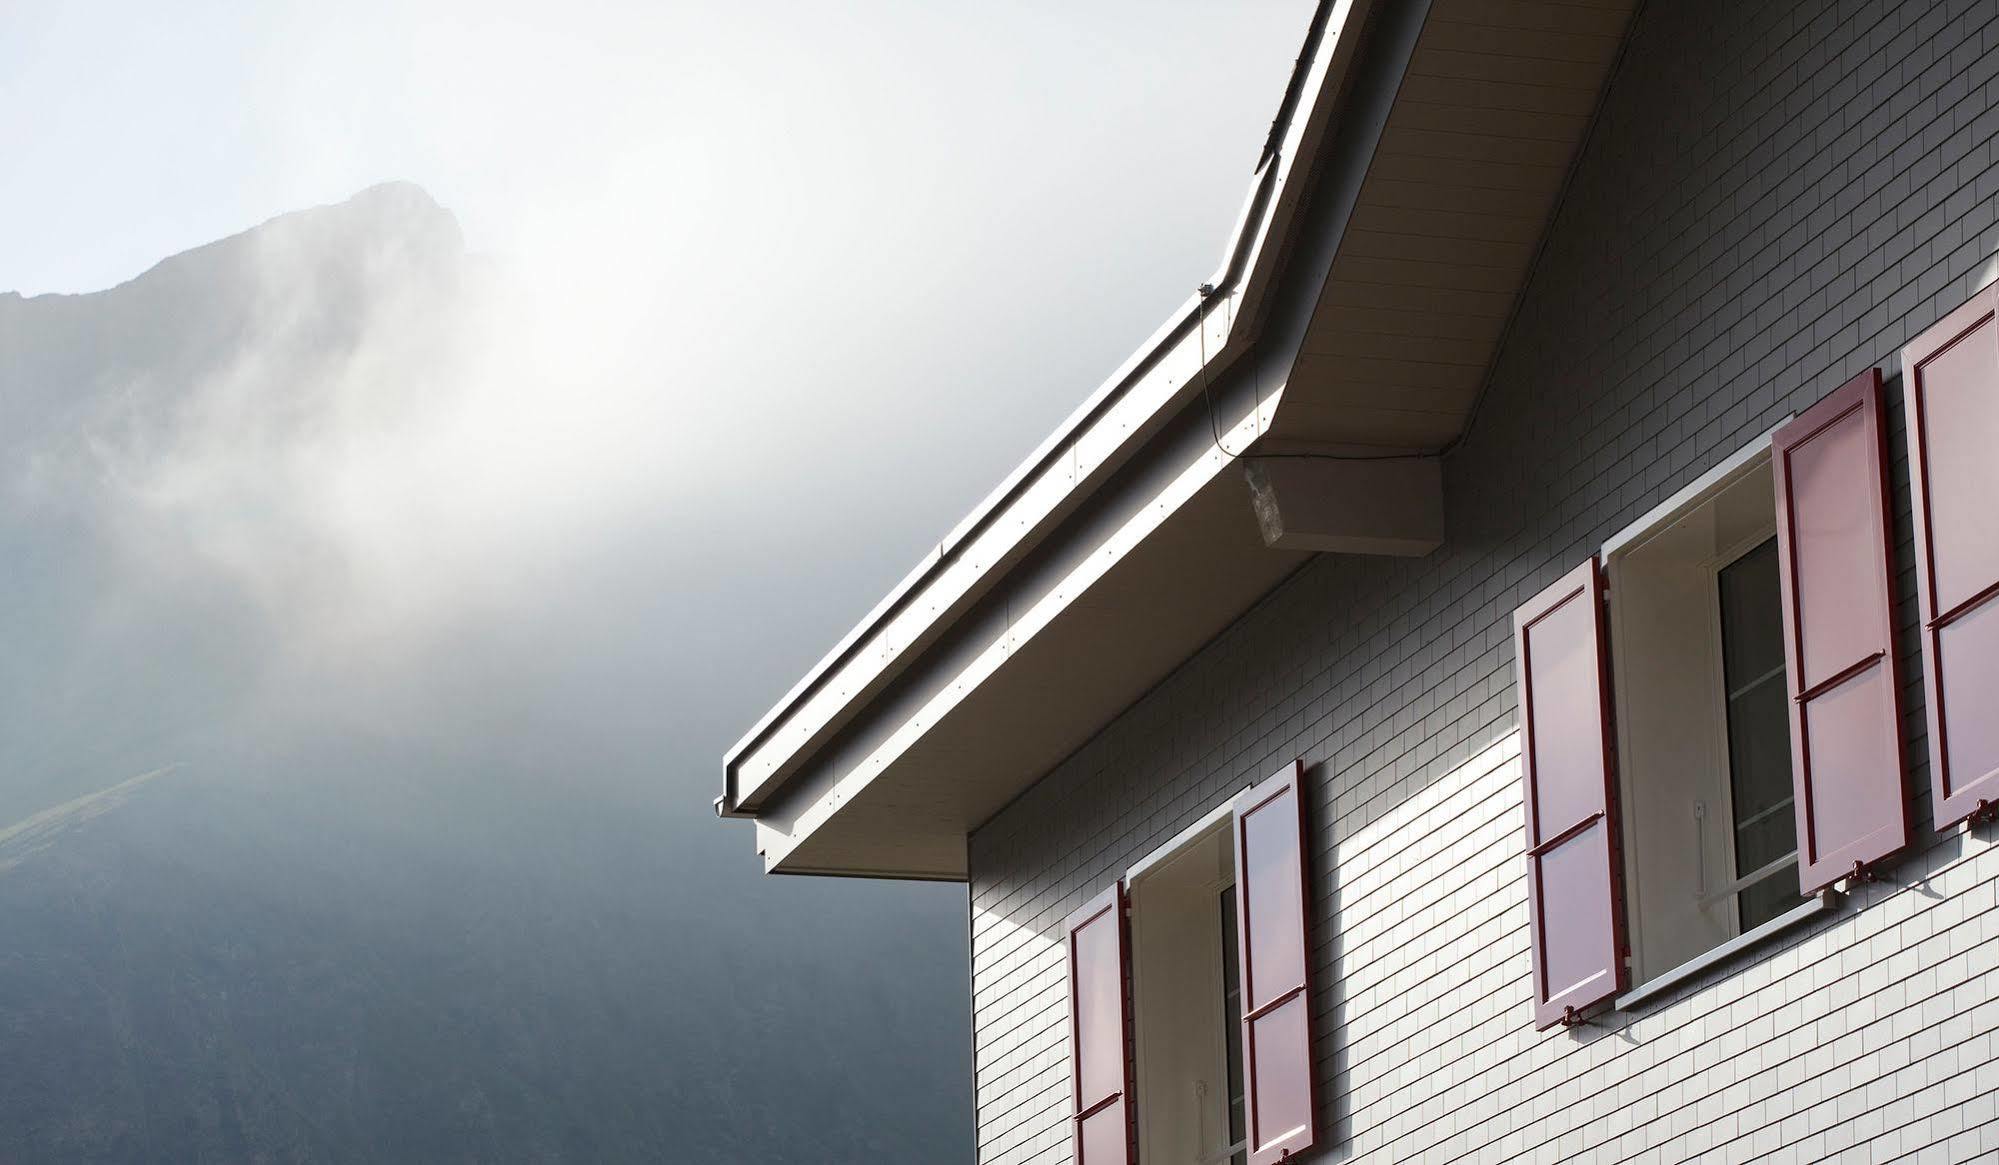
1513, 558, 1626, 1029
1903, 287, 1999, 827
1232, 761, 1317, 1165
1772, 369, 1911, 889
1066, 884, 1132, 1165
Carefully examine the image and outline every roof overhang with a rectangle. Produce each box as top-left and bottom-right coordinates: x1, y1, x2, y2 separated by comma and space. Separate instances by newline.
721, 0, 1640, 878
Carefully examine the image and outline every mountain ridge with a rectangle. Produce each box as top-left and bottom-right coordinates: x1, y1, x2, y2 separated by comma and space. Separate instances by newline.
0, 186, 973, 1163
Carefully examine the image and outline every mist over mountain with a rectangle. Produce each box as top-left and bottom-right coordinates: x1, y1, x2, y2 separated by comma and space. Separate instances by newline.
0, 186, 971, 1162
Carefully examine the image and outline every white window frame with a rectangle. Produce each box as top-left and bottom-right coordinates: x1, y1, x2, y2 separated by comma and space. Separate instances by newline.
1595, 418, 1841, 1010
1124, 788, 1250, 1165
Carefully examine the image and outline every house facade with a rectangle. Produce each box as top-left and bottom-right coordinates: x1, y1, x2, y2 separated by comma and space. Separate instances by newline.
721, 1, 1999, 1162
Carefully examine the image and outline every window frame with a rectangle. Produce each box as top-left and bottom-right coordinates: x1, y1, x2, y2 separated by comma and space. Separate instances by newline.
1595, 420, 1844, 1006
1123, 790, 1250, 1165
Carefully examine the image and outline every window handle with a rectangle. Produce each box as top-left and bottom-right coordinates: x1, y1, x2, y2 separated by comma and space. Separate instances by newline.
1195, 1078, 1208, 1162
1694, 800, 1707, 900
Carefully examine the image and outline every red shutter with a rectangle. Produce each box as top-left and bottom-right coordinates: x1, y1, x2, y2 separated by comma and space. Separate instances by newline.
1066, 884, 1132, 1165
1771, 369, 1910, 889
1903, 287, 1999, 827
1232, 761, 1316, 1165
1513, 558, 1626, 1029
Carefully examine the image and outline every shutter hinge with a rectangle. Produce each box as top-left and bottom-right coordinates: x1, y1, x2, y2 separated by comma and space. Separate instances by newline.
1847, 860, 1878, 885
1969, 799, 1999, 827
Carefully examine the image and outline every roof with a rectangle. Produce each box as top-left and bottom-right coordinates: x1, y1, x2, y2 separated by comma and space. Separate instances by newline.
721, 0, 1641, 879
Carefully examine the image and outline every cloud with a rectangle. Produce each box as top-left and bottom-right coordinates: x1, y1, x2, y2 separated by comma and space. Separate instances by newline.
0, 765, 179, 873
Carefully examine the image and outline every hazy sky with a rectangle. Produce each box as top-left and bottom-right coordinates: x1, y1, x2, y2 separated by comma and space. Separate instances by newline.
0, 3, 1321, 1156
4, 0, 1315, 679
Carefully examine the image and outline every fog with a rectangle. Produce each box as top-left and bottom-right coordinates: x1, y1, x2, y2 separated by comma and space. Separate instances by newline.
1, 2, 1315, 1158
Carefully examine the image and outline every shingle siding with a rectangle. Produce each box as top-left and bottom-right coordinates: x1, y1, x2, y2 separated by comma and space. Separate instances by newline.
967, 0, 1999, 1161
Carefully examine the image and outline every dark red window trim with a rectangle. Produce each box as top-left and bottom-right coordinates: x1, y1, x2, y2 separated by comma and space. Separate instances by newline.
1771, 368, 1910, 889
1232, 761, 1318, 1165
1065, 883, 1134, 1165
1513, 557, 1628, 1030
1901, 287, 1999, 827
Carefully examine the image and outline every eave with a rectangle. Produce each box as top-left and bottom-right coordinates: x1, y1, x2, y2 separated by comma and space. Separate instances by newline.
721, 0, 1640, 879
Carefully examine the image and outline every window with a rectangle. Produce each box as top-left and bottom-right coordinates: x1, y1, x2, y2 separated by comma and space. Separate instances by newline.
1067, 764, 1317, 1163
1606, 460, 1797, 980
1218, 890, 1247, 1165
1717, 539, 1796, 931
1128, 815, 1244, 1165
1515, 370, 1910, 1028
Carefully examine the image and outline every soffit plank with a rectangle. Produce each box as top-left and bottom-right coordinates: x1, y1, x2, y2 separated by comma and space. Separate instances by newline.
1295, 352, 1486, 393
1387, 102, 1590, 141
1370, 152, 1570, 194
1286, 376, 1481, 416
1346, 204, 1544, 245
1428, 0, 1634, 35
1396, 74, 1604, 117
1301, 329, 1491, 365
1314, 306, 1512, 343
1317, 279, 1515, 317
1359, 176, 1567, 219
1335, 255, 1535, 293
1409, 46, 1615, 89
1260, 405, 1468, 448
1380, 128, 1581, 165
1335, 227, 1535, 265
1421, 20, 1622, 61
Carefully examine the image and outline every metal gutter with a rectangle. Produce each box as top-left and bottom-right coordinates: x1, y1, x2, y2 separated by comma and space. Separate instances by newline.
719, 0, 1360, 818
719, 164, 1276, 819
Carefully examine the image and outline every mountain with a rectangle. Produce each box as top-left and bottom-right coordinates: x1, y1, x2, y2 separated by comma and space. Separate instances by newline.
0, 185, 971, 1162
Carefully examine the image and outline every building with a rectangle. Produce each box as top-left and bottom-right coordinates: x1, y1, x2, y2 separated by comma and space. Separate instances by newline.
718, 0, 1999, 1160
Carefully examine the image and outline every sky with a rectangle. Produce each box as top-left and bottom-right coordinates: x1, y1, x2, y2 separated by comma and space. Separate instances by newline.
0, 1, 1317, 1155
4, 0, 1315, 672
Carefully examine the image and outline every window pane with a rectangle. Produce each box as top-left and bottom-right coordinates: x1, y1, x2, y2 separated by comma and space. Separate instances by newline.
1719, 539, 1786, 690
1219, 889, 1246, 1165
1718, 539, 1800, 930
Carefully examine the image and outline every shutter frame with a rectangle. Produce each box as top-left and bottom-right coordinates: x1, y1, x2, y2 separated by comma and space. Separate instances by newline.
1232, 761, 1317, 1165
1902, 286, 1999, 828
1771, 368, 1911, 890
1065, 883, 1133, 1165
1513, 557, 1627, 1030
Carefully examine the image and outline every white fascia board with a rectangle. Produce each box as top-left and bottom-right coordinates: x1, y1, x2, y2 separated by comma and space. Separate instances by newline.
754, 382, 1282, 873
729, 296, 1215, 813
721, 0, 1369, 818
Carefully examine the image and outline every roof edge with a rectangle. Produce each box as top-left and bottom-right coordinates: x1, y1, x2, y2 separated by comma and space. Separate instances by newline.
721, 0, 1365, 817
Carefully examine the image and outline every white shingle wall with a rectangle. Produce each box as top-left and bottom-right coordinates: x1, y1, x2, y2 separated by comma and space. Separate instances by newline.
967, 0, 1999, 1161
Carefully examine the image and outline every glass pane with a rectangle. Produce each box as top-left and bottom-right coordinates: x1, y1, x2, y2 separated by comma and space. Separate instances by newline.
1718, 539, 1786, 690
1219, 889, 1246, 1165
1737, 864, 1797, 931
1718, 539, 1799, 931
